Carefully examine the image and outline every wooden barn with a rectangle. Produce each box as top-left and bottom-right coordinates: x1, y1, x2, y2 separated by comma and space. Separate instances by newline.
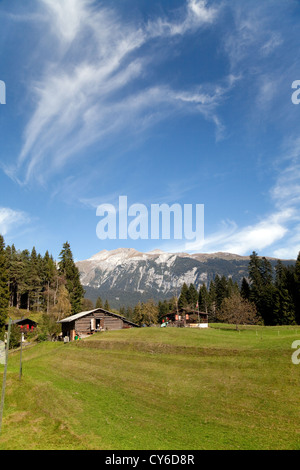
58, 307, 139, 341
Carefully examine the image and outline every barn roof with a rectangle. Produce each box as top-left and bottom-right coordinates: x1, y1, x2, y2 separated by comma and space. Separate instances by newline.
6, 318, 37, 326
58, 309, 96, 323
58, 308, 139, 327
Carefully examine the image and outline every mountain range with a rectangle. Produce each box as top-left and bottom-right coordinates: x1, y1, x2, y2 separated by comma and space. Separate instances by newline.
76, 248, 294, 309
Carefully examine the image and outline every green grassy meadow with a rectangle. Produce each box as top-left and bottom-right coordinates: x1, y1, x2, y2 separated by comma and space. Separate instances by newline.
0, 325, 299, 450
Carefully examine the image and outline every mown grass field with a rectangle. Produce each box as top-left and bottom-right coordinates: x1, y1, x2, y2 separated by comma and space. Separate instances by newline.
0, 325, 299, 450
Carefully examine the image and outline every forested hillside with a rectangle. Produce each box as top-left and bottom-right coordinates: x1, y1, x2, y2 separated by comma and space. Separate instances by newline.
153, 251, 300, 327
0, 236, 84, 337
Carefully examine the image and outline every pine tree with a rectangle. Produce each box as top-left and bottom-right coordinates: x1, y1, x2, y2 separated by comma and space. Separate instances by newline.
275, 260, 286, 289
178, 283, 189, 309
6, 246, 27, 309
273, 288, 296, 325
215, 275, 228, 311
125, 306, 134, 322
248, 252, 272, 324
58, 241, 84, 315
158, 299, 170, 322
208, 280, 217, 319
132, 302, 143, 325
240, 277, 250, 300
119, 306, 125, 316
95, 296, 103, 308
27, 247, 42, 311
249, 251, 263, 303
227, 277, 239, 297
188, 283, 198, 309
199, 284, 209, 313
104, 299, 110, 311
43, 250, 58, 313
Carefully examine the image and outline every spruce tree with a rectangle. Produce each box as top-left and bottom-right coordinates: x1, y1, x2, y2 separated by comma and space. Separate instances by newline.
58, 241, 84, 315
188, 283, 198, 309
95, 296, 103, 308
273, 288, 296, 325
43, 250, 58, 313
158, 299, 170, 322
125, 306, 134, 322
119, 306, 125, 316
28, 247, 42, 311
20, 249, 31, 310
249, 251, 263, 299
199, 284, 209, 313
240, 277, 250, 300
215, 275, 228, 311
178, 283, 189, 309
249, 252, 266, 322
208, 280, 217, 319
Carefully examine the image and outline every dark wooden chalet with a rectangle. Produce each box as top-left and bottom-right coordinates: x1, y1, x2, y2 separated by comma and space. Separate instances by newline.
58, 307, 139, 341
161, 307, 208, 327
5, 318, 37, 331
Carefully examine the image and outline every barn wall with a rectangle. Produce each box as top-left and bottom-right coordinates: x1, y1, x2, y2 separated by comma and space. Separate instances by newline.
75, 313, 94, 333
103, 316, 123, 330
74, 311, 125, 334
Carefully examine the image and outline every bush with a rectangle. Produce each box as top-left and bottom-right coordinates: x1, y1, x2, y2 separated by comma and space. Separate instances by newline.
36, 331, 49, 342
217, 293, 261, 328
36, 313, 61, 342
9, 324, 22, 349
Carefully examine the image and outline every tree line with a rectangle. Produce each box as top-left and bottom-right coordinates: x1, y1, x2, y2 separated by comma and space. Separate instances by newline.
0, 236, 85, 338
118, 251, 300, 327
1, 231, 300, 337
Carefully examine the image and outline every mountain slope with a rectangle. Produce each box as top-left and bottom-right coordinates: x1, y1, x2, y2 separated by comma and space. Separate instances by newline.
76, 248, 293, 308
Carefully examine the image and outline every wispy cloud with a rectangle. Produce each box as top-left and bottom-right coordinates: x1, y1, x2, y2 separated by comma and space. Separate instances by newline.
146, 0, 218, 37
182, 209, 291, 256
224, 3, 284, 71
9, 0, 228, 185
179, 136, 300, 258
0, 207, 29, 236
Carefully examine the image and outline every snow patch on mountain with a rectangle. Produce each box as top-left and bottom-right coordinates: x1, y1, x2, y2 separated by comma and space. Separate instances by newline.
76, 248, 254, 304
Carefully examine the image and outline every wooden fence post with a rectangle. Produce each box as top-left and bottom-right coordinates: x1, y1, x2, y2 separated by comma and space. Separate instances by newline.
0, 318, 12, 435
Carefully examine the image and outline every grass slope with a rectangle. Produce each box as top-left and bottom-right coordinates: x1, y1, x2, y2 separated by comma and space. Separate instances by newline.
0, 325, 300, 450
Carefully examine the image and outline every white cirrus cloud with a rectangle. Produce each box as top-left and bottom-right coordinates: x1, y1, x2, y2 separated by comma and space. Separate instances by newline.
183, 209, 291, 256
11, 0, 227, 185
0, 207, 29, 236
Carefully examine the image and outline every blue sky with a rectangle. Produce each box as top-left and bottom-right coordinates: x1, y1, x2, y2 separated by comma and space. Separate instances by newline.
1, 0, 300, 261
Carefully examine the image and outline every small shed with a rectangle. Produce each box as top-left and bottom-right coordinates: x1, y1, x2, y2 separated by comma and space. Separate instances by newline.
58, 307, 139, 341
5, 318, 37, 331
